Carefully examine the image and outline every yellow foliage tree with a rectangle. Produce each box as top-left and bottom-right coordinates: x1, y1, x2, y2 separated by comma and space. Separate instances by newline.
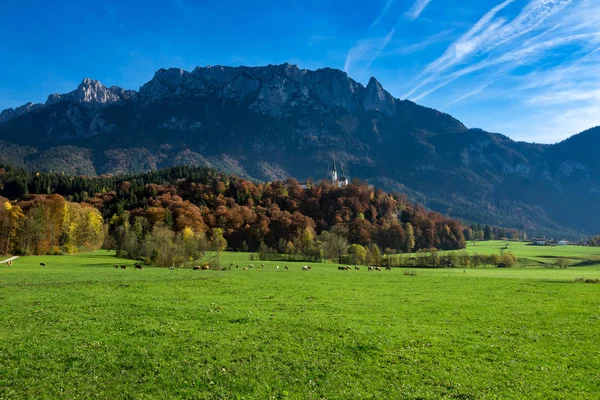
0, 201, 24, 254
182, 226, 195, 241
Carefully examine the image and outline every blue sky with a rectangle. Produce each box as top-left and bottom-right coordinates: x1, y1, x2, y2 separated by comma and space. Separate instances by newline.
1, 0, 599, 143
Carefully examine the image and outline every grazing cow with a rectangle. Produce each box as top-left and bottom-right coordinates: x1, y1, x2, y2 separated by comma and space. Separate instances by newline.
114, 264, 119, 269
120, 265, 127, 270
261, 264, 265, 268
368, 266, 374, 271
276, 265, 279, 270
385, 266, 392, 270
201, 265, 210, 270
169, 266, 175, 271
375, 267, 382, 271
338, 266, 346, 271
40, 263, 46, 267
248, 264, 254, 269
302, 265, 311, 271
236, 264, 239, 269
355, 266, 360, 271
284, 266, 288, 270
243, 267, 248, 271
6, 261, 13, 267
193, 266, 201, 270
135, 264, 143, 270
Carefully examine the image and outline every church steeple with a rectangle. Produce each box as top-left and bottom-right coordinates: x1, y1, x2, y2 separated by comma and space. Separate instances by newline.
331, 157, 338, 182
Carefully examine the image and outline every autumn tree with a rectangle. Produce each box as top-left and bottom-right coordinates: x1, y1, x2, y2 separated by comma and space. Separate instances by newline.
369, 244, 382, 266
0, 201, 24, 254
500, 252, 518, 268
320, 225, 348, 264
347, 243, 367, 265
405, 222, 415, 252
211, 228, 227, 268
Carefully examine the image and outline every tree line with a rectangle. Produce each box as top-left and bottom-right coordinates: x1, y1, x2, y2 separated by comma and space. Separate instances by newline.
463, 223, 527, 242
0, 165, 468, 262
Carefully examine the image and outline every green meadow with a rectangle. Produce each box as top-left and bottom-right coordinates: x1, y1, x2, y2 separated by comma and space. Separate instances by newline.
452, 240, 600, 265
1, 246, 600, 399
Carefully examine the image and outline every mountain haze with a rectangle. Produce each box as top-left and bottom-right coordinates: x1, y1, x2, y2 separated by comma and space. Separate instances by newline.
0, 64, 598, 238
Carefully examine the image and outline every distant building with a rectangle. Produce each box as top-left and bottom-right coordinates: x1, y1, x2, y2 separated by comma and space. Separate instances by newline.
298, 159, 349, 189
531, 238, 546, 246
557, 240, 568, 246
331, 159, 348, 188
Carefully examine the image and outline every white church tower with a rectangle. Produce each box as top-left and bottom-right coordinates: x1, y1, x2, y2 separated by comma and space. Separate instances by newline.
331, 158, 338, 183
331, 158, 348, 187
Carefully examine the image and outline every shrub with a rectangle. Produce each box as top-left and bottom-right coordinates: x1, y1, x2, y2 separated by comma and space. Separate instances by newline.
554, 257, 570, 269
500, 252, 518, 268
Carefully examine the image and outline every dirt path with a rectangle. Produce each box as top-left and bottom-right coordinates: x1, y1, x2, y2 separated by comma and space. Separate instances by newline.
0, 256, 19, 264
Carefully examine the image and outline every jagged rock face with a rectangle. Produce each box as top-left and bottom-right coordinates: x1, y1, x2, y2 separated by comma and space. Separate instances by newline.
363, 77, 395, 115
46, 78, 136, 106
138, 64, 370, 114
0, 64, 598, 238
0, 78, 136, 125
0, 102, 44, 123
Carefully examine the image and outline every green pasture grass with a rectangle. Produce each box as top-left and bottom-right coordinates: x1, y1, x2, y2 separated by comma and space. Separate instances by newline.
1, 251, 600, 399
416, 240, 600, 266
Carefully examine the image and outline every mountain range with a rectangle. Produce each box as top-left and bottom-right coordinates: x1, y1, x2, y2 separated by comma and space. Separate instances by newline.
0, 63, 598, 239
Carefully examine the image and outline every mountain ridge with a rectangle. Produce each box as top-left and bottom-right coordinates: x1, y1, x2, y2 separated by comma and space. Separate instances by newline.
0, 63, 598, 239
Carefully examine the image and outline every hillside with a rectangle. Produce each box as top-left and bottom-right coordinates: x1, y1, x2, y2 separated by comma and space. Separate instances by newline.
0, 165, 467, 256
0, 63, 598, 239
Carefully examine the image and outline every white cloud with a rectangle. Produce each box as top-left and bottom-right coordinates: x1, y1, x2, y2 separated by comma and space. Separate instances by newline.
344, 28, 396, 73
371, 0, 394, 27
400, 0, 600, 141
405, 0, 433, 20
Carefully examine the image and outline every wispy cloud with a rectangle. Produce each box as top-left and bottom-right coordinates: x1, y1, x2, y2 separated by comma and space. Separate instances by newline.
371, 0, 394, 27
344, 27, 396, 72
344, 1, 399, 74
388, 29, 454, 56
403, 0, 600, 142
405, 0, 433, 20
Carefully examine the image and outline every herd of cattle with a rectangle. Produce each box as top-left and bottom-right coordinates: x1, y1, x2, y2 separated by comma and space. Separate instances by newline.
338, 265, 391, 271
3, 260, 393, 272
236, 264, 390, 271
114, 263, 144, 270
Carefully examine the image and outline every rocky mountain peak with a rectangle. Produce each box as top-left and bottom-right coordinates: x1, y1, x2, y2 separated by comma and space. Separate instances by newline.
45, 78, 135, 106
364, 77, 396, 115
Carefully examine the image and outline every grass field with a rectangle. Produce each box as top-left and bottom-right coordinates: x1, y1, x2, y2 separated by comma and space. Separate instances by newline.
415, 240, 600, 268
1, 249, 600, 399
